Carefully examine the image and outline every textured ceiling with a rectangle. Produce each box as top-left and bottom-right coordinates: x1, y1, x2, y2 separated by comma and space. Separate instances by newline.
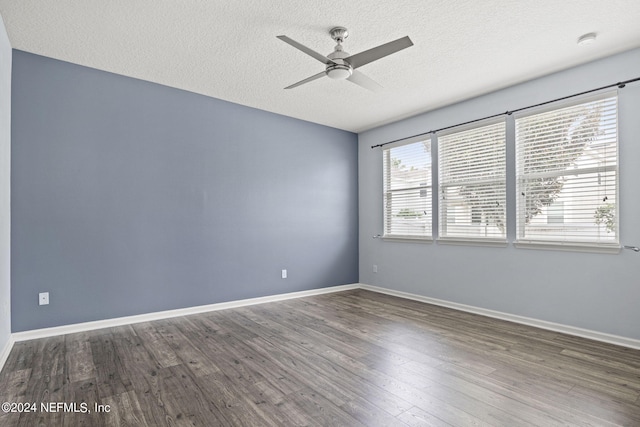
1, 0, 639, 133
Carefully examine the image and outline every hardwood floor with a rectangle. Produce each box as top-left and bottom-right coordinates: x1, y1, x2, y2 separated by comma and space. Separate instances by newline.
1, 289, 639, 426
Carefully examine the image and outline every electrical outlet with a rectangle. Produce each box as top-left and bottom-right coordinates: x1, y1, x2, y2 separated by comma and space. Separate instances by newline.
39, 292, 49, 306
281, 269, 287, 279
373, 264, 378, 273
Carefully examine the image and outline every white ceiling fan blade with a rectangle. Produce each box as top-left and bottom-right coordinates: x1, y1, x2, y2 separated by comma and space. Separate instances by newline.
345, 36, 413, 69
347, 70, 383, 92
285, 71, 327, 89
277, 35, 337, 65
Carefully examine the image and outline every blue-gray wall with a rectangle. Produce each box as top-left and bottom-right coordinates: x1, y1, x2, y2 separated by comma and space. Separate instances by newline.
11, 50, 358, 332
359, 48, 640, 340
0, 13, 11, 354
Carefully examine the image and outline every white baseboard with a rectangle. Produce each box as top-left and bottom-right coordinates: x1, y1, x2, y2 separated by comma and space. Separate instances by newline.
360, 284, 640, 350
0, 334, 15, 374
7, 282, 640, 355
12, 283, 360, 342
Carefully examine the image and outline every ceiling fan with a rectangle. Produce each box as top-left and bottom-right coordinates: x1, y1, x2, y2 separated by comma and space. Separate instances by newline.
277, 27, 413, 91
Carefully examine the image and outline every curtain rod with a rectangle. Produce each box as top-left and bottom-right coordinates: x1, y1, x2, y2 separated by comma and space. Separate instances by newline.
370, 76, 640, 149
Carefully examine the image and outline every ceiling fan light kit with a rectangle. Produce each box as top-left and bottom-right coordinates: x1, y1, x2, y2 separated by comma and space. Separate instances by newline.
277, 27, 413, 91
326, 66, 353, 80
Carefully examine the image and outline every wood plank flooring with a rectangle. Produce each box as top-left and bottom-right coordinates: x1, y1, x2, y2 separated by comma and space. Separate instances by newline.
1, 289, 639, 426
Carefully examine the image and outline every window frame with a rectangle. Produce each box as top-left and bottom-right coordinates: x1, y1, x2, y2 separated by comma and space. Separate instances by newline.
513, 91, 620, 253
437, 118, 508, 247
382, 135, 433, 242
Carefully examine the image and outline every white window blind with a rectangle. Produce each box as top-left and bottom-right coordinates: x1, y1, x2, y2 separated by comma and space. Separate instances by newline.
515, 92, 618, 251
438, 120, 507, 244
383, 138, 432, 239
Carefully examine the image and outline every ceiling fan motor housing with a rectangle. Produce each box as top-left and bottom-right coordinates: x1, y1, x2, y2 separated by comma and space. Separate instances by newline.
326, 47, 353, 80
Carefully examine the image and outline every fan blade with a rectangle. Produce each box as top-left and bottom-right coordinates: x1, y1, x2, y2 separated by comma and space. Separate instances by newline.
347, 70, 383, 92
285, 71, 326, 89
277, 35, 336, 65
345, 36, 413, 69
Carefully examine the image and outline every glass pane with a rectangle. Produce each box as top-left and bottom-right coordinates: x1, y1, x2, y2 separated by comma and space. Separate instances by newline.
520, 171, 617, 243
386, 142, 431, 191
385, 188, 432, 237
440, 183, 506, 238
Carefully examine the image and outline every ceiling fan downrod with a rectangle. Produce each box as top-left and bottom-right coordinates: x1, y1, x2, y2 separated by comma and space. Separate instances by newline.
326, 27, 352, 80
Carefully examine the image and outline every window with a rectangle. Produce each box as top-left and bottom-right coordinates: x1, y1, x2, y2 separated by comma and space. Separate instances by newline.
383, 138, 432, 239
515, 92, 618, 251
438, 120, 507, 244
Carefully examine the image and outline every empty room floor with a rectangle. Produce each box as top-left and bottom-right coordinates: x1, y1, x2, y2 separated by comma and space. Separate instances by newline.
1, 289, 639, 426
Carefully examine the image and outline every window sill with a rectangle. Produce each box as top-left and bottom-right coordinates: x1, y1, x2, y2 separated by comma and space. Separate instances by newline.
382, 235, 433, 243
514, 240, 621, 254
437, 237, 508, 248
